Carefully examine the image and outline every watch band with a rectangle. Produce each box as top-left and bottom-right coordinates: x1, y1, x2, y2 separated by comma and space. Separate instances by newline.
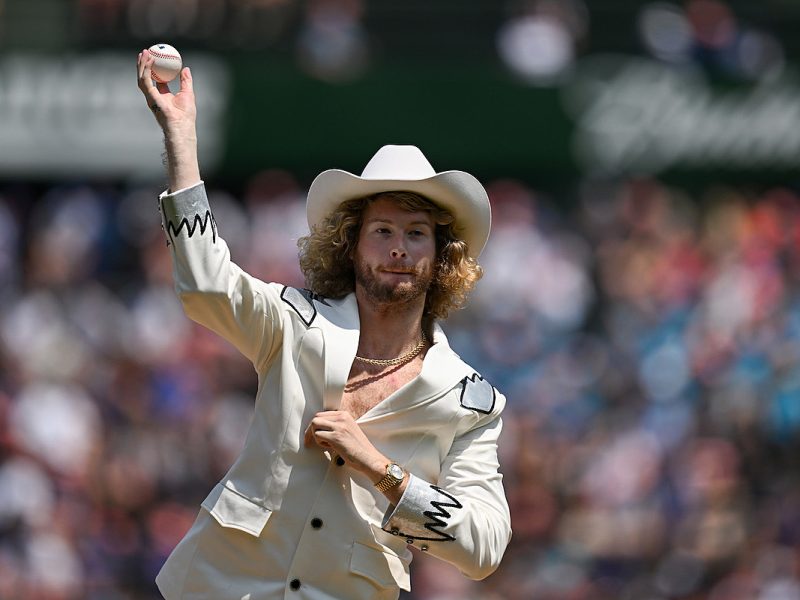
375, 463, 405, 492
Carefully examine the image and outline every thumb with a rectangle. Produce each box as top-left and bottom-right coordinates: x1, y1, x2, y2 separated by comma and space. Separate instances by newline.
180, 67, 193, 93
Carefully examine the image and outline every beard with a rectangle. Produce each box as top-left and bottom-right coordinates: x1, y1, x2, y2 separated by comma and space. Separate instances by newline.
353, 257, 434, 307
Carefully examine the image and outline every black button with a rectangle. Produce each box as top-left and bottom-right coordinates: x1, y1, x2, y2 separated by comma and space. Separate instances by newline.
290, 579, 301, 590
311, 517, 323, 529
335, 456, 345, 466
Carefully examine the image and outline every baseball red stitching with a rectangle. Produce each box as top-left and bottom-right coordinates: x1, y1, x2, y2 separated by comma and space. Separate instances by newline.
149, 49, 180, 61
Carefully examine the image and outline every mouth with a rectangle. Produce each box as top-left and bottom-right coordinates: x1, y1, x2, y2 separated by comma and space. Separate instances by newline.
381, 269, 416, 276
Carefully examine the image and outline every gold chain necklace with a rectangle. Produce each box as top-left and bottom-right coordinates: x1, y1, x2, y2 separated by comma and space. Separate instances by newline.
354, 331, 428, 367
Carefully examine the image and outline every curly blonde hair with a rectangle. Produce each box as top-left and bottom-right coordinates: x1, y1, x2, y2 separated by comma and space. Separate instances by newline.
298, 191, 483, 320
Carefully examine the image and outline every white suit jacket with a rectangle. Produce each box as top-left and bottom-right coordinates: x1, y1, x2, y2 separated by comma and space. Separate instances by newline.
154, 183, 511, 600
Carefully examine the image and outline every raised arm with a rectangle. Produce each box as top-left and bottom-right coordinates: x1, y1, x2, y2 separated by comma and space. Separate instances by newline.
136, 49, 200, 192
135, 50, 283, 369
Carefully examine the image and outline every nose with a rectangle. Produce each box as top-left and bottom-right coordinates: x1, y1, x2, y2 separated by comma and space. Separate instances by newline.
390, 234, 408, 259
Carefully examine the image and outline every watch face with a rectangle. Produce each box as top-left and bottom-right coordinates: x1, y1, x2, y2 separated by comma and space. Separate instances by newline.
388, 464, 404, 480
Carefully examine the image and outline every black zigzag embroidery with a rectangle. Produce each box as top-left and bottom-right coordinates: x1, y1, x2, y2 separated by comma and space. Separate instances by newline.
420, 485, 462, 542
162, 207, 217, 246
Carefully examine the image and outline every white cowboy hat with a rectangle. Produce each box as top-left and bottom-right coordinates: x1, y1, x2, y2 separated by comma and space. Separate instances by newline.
306, 145, 491, 258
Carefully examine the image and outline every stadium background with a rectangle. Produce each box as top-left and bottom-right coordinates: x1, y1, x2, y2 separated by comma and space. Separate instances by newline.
1, 1, 800, 598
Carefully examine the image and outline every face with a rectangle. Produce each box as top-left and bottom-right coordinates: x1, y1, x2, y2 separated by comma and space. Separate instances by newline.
352, 196, 437, 307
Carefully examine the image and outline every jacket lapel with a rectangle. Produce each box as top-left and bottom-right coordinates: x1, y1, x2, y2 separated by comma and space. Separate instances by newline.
316, 293, 360, 410
358, 323, 473, 422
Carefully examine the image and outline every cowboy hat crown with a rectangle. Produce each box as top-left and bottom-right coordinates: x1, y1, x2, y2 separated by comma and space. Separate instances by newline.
306, 145, 491, 258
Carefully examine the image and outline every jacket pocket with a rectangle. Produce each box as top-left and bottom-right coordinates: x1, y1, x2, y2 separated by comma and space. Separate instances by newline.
349, 541, 411, 591
200, 483, 272, 537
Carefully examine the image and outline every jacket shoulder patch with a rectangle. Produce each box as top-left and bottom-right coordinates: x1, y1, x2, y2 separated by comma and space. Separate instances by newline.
280, 287, 326, 327
459, 373, 496, 414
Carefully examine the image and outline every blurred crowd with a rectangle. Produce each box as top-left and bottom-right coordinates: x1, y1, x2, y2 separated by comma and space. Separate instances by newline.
1, 170, 799, 600
69, 0, 788, 84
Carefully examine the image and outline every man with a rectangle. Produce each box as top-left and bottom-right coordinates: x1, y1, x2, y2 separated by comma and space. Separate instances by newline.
136, 50, 511, 600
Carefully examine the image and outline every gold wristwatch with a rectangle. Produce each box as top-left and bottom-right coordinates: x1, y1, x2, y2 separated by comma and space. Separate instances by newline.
375, 462, 405, 492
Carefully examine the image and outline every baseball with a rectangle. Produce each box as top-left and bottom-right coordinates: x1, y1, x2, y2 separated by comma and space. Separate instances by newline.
148, 43, 182, 83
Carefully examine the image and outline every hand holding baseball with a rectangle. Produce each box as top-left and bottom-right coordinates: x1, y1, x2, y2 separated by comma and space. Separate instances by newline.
136, 46, 196, 135
136, 45, 201, 191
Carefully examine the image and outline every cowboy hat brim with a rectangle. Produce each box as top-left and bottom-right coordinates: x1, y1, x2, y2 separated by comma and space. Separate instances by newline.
306, 169, 491, 258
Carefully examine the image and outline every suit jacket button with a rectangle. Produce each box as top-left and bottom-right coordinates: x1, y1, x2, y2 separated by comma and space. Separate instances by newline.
335, 456, 345, 466
311, 518, 323, 529
290, 579, 301, 590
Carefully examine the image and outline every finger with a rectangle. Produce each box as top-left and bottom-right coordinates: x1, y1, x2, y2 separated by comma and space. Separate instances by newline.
179, 66, 193, 94
138, 50, 152, 81
312, 410, 346, 422
304, 424, 334, 450
143, 54, 159, 84
140, 66, 170, 113
304, 418, 333, 445
310, 416, 337, 432
137, 51, 148, 89
310, 430, 333, 449
137, 53, 157, 95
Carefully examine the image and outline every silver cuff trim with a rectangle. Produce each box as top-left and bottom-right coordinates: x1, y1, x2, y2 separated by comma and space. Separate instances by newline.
158, 183, 216, 245
381, 474, 462, 542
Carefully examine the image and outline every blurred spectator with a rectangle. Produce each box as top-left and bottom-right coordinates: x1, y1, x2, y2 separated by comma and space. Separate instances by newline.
637, 0, 786, 81
295, 0, 370, 82
497, 0, 589, 85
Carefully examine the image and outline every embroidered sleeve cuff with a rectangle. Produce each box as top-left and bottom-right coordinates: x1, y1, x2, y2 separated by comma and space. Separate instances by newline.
157, 181, 217, 246
381, 474, 462, 542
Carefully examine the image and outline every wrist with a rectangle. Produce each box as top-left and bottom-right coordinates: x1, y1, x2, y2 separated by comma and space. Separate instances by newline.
374, 461, 406, 493
163, 119, 197, 140
164, 131, 198, 157
163, 130, 200, 192
359, 452, 389, 484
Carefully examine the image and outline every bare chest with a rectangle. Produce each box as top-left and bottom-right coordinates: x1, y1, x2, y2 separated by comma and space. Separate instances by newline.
340, 359, 423, 420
